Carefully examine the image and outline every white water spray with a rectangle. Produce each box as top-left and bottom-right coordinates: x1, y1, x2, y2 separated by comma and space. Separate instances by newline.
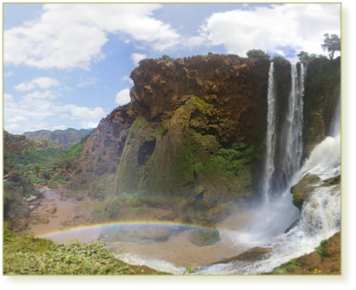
278, 63, 305, 191
263, 62, 277, 204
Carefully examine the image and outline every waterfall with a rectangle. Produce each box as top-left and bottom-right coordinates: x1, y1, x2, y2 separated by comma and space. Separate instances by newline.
262, 62, 276, 204
276, 63, 305, 193
329, 91, 340, 137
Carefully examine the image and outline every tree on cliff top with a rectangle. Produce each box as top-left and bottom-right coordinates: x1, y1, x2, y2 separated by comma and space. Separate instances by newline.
297, 51, 327, 63
321, 33, 340, 60
246, 49, 270, 60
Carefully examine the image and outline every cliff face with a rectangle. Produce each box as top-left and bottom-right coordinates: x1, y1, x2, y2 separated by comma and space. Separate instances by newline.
23, 128, 94, 149
69, 55, 270, 202
66, 55, 340, 203
302, 57, 340, 157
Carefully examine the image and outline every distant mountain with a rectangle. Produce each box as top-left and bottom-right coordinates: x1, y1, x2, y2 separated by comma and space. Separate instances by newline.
23, 128, 94, 149
4, 130, 64, 154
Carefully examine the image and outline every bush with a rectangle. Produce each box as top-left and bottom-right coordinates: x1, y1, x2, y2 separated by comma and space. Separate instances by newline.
315, 239, 329, 257
246, 49, 270, 59
158, 55, 174, 62
272, 55, 286, 64
47, 180, 58, 189
189, 70, 198, 77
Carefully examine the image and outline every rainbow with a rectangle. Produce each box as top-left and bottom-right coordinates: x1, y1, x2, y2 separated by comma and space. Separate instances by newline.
36, 221, 228, 240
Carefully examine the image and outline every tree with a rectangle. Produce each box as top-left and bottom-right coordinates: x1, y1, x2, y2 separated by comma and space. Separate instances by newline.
34, 165, 40, 177
321, 33, 340, 60
158, 55, 174, 62
246, 49, 270, 60
297, 51, 311, 63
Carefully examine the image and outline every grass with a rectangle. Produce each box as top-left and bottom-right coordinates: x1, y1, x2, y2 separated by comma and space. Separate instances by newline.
315, 239, 329, 257
3, 227, 163, 275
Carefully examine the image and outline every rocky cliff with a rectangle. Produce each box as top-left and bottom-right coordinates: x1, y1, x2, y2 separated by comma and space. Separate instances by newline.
65, 54, 340, 205
67, 55, 270, 202
302, 57, 340, 157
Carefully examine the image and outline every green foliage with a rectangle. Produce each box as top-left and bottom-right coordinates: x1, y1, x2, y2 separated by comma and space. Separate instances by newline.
246, 49, 270, 59
7, 146, 65, 171
271, 55, 286, 64
297, 51, 328, 63
315, 239, 329, 257
193, 162, 205, 174
42, 170, 51, 180
286, 259, 301, 271
158, 54, 174, 62
3, 227, 158, 275
189, 69, 198, 77
322, 174, 340, 186
321, 33, 340, 60
132, 207, 145, 216
47, 180, 58, 189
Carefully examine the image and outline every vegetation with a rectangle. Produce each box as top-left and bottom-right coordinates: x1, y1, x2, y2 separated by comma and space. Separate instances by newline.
321, 33, 340, 60
3, 227, 162, 275
158, 54, 174, 62
322, 175, 340, 186
189, 69, 198, 77
297, 51, 328, 63
246, 49, 270, 59
271, 55, 286, 64
315, 239, 329, 257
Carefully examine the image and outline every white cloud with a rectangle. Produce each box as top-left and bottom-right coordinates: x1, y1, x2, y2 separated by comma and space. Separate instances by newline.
23, 90, 57, 100
15, 77, 60, 91
197, 4, 340, 60
70, 106, 105, 120
122, 75, 134, 84
80, 121, 98, 129
115, 89, 131, 105
5, 4, 180, 69
4, 70, 13, 77
14, 82, 36, 92
4, 93, 13, 102
52, 125, 67, 130
33, 77, 60, 89
77, 76, 97, 87
4, 90, 106, 134
131, 53, 146, 66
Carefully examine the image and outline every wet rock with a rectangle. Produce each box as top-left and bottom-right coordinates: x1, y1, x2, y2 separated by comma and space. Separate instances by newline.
291, 174, 320, 211
284, 219, 300, 234
113, 226, 170, 244
322, 174, 340, 187
29, 202, 57, 225
156, 211, 178, 221
188, 228, 221, 246
60, 213, 93, 229
209, 247, 272, 265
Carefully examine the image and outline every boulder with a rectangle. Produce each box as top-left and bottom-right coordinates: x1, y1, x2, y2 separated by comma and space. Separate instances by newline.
188, 228, 221, 246
291, 174, 320, 211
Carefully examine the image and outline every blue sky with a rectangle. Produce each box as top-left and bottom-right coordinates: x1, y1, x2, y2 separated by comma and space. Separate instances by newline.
3, 3, 340, 134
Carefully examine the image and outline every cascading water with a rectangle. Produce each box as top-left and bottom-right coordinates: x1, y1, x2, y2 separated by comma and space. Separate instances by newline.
199, 62, 340, 275
276, 63, 305, 193
262, 62, 277, 204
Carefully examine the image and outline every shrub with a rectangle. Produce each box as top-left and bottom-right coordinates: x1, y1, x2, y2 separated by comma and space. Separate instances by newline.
189, 70, 198, 77
315, 239, 329, 257
246, 49, 270, 59
272, 55, 286, 64
47, 180, 58, 189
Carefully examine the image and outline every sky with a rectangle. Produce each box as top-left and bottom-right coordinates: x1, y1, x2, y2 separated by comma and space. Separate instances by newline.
3, 3, 341, 135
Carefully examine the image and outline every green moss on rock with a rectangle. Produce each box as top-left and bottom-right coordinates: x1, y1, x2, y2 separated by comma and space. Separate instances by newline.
291, 174, 320, 211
